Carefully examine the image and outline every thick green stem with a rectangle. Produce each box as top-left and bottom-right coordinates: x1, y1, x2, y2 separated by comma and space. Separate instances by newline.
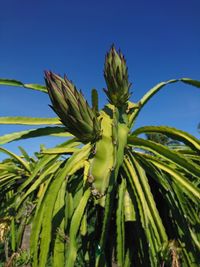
95, 107, 129, 267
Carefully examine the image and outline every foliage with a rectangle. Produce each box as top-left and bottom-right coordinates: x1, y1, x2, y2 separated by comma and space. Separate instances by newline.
0, 46, 200, 267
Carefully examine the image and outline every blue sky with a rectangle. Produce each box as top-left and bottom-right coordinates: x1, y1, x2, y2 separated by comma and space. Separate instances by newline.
0, 0, 200, 159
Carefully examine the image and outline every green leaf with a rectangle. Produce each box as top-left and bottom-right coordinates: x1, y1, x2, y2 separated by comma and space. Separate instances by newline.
133, 152, 170, 191
0, 126, 72, 145
0, 147, 30, 172
66, 188, 91, 267
124, 189, 136, 222
132, 125, 200, 151
180, 78, 200, 88
30, 175, 55, 267
53, 179, 66, 267
116, 178, 126, 266
11, 218, 16, 251
17, 139, 81, 198
17, 154, 58, 196
129, 153, 167, 242
91, 88, 99, 113
137, 153, 200, 230
0, 117, 61, 125
41, 147, 79, 154
31, 145, 91, 267
128, 136, 200, 179
129, 78, 200, 126
129, 79, 177, 125
0, 175, 20, 188
18, 146, 32, 162
123, 156, 158, 266
18, 161, 62, 207
141, 153, 200, 201
0, 78, 47, 93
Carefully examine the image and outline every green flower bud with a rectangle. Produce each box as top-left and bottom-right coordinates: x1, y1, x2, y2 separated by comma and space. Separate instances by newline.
45, 71, 101, 143
104, 46, 132, 108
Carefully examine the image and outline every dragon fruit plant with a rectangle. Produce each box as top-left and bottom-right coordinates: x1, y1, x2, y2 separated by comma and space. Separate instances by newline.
0, 46, 200, 267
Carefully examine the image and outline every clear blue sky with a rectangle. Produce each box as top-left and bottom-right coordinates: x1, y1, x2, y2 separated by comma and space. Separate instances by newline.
0, 0, 200, 159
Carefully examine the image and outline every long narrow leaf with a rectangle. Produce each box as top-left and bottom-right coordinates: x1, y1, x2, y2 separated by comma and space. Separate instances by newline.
0, 117, 61, 125
0, 126, 72, 145
132, 125, 200, 151
129, 78, 200, 126
129, 79, 177, 125
31, 145, 91, 267
123, 156, 158, 266
66, 188, 91, 267
30, 173, 57, 265
141, 154, 200, 201
17, 139, 79, 195
0, 78, 47, 93
18, 161, 62, 207
53, 180, 66, 267
116, 178, 126, 266
41, 147, 78, 155
129, 153, 167, 243
128, 136, 200, 179
180, 78, 200, 88
0, 147, 30, 172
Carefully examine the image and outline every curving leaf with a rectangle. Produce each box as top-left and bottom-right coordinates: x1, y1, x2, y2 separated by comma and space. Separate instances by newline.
129, 78, 200, 126
0, 126, 72, 145
31, 169, 64, 267
66, 188, 91, 267
17, 161, 62, 207
128, 136, 200, 179
31, 144, 91, 267
53, 179, 66, 267
37, 175, 67, 267
123, 156, 159, 266
129, 153, 167, 242
180, 78, 200, 88
0, 147, 30, 172
143, 154, 200, 201
0, 116, 61, 125
135, 151, 200, 263
116, 178, 126, 266
0, 78, 47, 93
17, 139, 79, 196
129, 79, 177, 125
133, 152, 171, 191
41, 147, 78, 154
132, 125, 200, 151
21, 156, 57, 190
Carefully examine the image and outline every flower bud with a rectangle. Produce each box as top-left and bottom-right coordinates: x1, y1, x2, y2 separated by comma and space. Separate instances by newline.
104, 46, 131, 107
45, 71, 101, 143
